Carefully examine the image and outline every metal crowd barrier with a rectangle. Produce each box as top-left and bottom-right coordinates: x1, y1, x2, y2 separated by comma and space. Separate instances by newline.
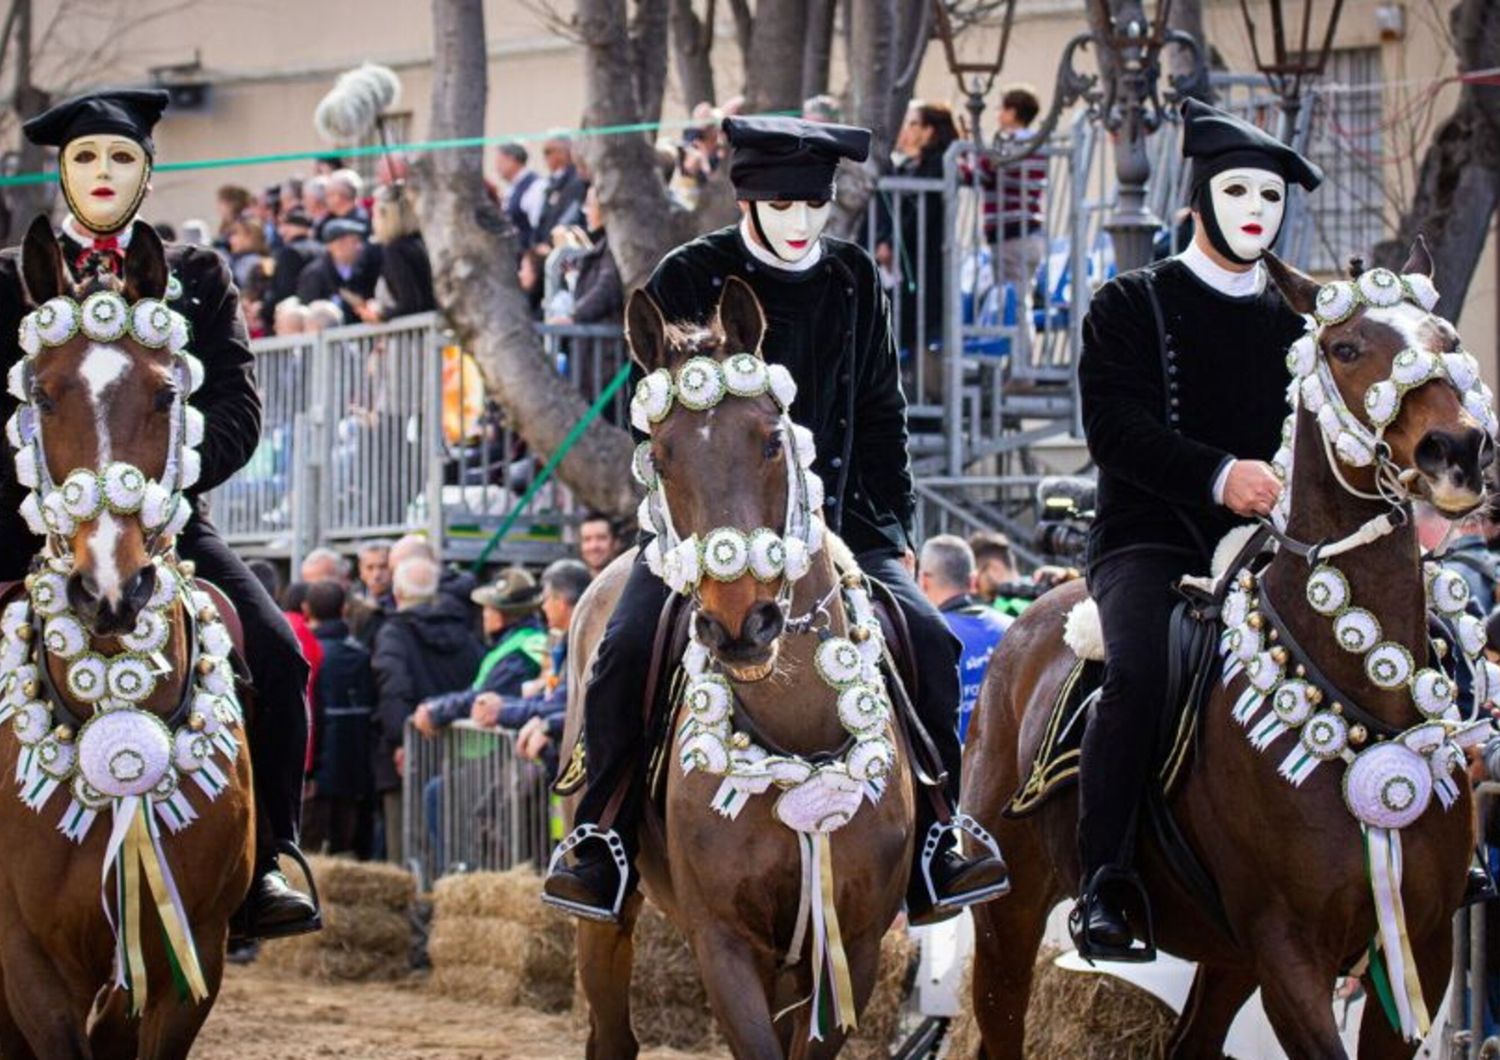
400, 717, 555, 891
1448, 781, 1500, 1057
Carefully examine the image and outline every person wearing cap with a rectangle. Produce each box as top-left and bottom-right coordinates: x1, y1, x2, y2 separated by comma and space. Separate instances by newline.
544, 115, 1009, 927
1071, 99, 1323, 959
295, 216, 381, 325
412, 567, 549, 734
264, 206, 323, 333
0, 88, 320, 940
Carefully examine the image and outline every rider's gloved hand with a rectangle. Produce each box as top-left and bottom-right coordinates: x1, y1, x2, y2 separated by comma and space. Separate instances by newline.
1222, 460, 1282, 518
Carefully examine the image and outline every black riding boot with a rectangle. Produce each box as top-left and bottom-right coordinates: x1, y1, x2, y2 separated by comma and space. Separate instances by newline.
543, 551, 667, 922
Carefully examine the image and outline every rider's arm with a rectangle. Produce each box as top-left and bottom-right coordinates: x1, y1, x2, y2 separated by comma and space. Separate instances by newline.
853, 264, 915, 545
1078, 278, 1231, 508
178, 247, 262, 495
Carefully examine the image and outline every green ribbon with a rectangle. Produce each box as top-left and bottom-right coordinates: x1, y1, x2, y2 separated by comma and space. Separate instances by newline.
471, 362, 633, 573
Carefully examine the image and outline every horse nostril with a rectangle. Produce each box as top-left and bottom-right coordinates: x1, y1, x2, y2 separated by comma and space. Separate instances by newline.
66, 571, 100, 612
696, 615, 730, 652
742, 601, 784, 649
1414, 431, 1453, 478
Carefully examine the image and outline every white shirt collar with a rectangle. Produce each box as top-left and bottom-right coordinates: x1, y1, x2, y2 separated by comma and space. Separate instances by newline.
738, 217, 823, 273
1177, 240, 1264, 298
62, 214, 134, 248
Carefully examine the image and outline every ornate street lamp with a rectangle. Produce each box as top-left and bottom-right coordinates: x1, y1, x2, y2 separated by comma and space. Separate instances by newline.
1238, 0, 1346, 142
931, 0, 1019, 144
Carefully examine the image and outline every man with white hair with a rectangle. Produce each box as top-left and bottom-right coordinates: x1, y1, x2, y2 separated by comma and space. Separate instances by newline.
390, 532, 477, 614
320, 167, 370, 236
919, 535, 1010, 742
370, 555, 484, 863
300, 546, 349, 586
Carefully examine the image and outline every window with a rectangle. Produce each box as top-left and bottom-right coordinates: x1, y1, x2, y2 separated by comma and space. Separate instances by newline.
1303, 48, 1385, 275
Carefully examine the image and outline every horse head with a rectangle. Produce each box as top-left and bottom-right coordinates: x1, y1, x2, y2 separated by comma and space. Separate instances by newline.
627, 278, 825, 675
15, 216, 195, 636
1266, 240, 1494, 516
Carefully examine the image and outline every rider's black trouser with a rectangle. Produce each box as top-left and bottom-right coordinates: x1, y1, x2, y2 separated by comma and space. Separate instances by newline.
573, 547, 966, 858
180, 517, 311, 870
1077, 547, 1191, 883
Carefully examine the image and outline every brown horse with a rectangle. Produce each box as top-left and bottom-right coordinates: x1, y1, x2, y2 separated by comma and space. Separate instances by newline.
0, 218, 253, 1058
562, 279, 915, 1058
964, 243, 1491, 1058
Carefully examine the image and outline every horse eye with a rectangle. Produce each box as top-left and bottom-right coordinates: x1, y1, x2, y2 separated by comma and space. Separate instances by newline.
763, 431, 784, 460
30, 386, 54, 414
154, 387, 177, 413
1330, 342, 1360, 364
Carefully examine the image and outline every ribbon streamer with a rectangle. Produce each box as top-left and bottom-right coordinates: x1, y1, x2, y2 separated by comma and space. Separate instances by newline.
1365, 826, 1430, 1041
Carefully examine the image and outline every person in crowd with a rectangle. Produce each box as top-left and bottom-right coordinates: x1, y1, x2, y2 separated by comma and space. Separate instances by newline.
969, 530, 1031, 619
179, 218, 212, 246
248, 558, 282, 603
371, 556, 486, 864
225, 215, 269, 289
304, 175, 330, 232
472, 560, 592, 780
412, 567, 549, 734
153, 221, 177, 242
349, 540, 395, 646
214, 183, 253, 248
305, 299, 343, 332
1417, 503, 1500, 615
320, 168, 370, 237
303, 580, 376, 858
259, 183, 283, 249
356, 185, 436, 323
301, 546, 350, 586
390, 532, 478, 614
919, 535, 1010, 742
518, 247, 547, 318
271, 298, 310, 333
266, 208, 323, 330
314, 155, 344, 176
802, 94, 843, 124
297, 217, 381, 324
535, 134, 589, 257
497, 141, 545, 251
546, 186, 622, 326
545, 115, 1007, 925
577, 512, 621, 577
668, 103, 721, 209
280, 580, 324, 758
876, 101, 957, 354
280, 177, 304, 218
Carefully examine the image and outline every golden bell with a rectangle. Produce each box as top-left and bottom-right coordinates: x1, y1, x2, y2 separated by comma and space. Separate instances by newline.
1434, 641, 1449, 659
23, 681, 39, 699
1307, 686, 1323, 705
22, 574, 36, 591
1331, 702, 1343, 715
841, 573, 862, 589
188, 713, 206, 732
1268, 629, 1279, 642
730, 732, 750, 750
1247, 613, 1264, 631
52, 724, 72, 742
198, 608, 217, 625
850, 625, 871, 643
179, 560, 196, 579
1349, 724, 1368, 747
1270, 647, 1289, 667
1295, 665, 1307, 678
1239, 572, 1254, 589
196, 658, 215, 676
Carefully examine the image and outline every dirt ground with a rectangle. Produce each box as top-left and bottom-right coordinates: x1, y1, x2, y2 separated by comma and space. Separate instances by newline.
194, 963, 722, 1060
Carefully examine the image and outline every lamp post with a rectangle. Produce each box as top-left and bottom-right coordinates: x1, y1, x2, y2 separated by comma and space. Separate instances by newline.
1237, 0, 1346, 143
931, 0, 1207, 272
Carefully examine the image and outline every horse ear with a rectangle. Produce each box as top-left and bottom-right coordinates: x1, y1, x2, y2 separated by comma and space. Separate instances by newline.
20, 216, 66, 306
122, 220, 168, 302
1263, 250, 1320, 316
1400, 235, 1433, 279
625, 288, 669, 372
716, 276, 765, 356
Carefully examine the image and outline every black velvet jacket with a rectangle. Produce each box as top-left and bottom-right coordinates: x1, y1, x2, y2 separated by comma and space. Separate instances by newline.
644, 225, 914, 556
0, 231, 261, 578
1078, 258, 1302, 568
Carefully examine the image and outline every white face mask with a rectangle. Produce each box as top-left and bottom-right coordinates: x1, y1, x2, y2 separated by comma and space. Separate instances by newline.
1207, 167, 1286, 262
755, 200, 832, 262
61, 136, 150, 234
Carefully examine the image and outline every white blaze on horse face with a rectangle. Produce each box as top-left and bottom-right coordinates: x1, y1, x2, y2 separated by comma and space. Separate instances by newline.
61, 136, 149, 235
79, 343, 131, 602
1208, 168, 1285, 261
757, 200, 832, 262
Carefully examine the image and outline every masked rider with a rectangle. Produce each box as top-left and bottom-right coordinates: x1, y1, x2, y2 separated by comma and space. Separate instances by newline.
543, 115, 1010, 925
1071, 100, 1324, 959
0, 89, 318, 941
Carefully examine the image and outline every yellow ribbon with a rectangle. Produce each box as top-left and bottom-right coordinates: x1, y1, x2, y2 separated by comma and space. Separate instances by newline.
817, 833, 858, 1033
1386, 839, 1431, 1037
136, 809, 210, 1003
123, 808, 149, 1014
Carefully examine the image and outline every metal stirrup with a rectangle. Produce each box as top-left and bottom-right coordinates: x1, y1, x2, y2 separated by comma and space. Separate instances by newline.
918, 814, 1011, 911
542, 824, 631, 922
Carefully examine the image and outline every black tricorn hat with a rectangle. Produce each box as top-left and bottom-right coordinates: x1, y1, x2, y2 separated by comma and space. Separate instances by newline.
724, 116, 871, 202
23, 89, 171, 157
1182, 98, 1322, 194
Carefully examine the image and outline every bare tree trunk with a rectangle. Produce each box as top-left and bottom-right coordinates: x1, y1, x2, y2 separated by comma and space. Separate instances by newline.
414, 0, 635, 517
727, 0, 753, 83
669, 0, 716, 107
2, 0, 51, 244
745, 0, 809, 114
1374, 0, 1500, 320
630, 0, 669, 131
883, 0, 931, 137
800, 0, 836, 101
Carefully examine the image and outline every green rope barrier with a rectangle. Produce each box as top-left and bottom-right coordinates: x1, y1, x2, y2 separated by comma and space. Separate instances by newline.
0, 110, 798, 188
471, 361, 634, 573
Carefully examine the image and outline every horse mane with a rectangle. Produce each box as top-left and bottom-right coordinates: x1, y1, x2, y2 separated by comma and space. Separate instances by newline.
661, 321, 724, 365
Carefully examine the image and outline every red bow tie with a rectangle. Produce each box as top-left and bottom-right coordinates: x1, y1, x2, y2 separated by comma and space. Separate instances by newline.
74, 235, 124, 276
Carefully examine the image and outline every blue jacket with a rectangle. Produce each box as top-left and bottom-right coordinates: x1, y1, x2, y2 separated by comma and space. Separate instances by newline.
310, 619, 377, 800
425, 615, 549, 727
494, 637, 570, 778
938, 594, 1010, 742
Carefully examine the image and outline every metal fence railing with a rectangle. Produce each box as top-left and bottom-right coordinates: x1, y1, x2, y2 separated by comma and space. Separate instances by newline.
401, 717, 555, 891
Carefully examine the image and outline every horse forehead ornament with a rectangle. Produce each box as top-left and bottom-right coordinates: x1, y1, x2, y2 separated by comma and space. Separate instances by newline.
1, 286, 239, 1010
625, 351, 898, 1039
1223, 266, 1498, 1041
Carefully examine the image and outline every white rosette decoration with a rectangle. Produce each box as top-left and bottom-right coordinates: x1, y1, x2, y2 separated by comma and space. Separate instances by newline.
80, 291, 129, 342
1457, 613, 1487, 658
1444, 352, 1481, 393
1364, 642, 1413, 690
139, 482, 175, 532
642, 537, 665, 578
179, 448, 202, 491
44, 615, 87, 659
767, 364, 797, 410
60, 469, 103, 520
679, 728, 729, 774
76, 709, 172, 798
167, 311, 190, 355
14, 443, 40, 490
1390, 348, 1438, 388
200, 622, 234, 659
1427, 568, 1471, 616
34, 297, 79, 346
1334, 431, 1376, 467
180, 352, 205, 394
107, 655, 158, 704
40, 492, 77, 537
773, 766, 865, 834
12, 699, 49, 745
702, 528, 750, 582
661, 536, 701, 595
836, 682, 888, 735
5, 409, 21, 449
1306, 565, 1349, 616
1403, 273, 1439, 311
1313, 281, 1357, 325
804, 471, 825, 513
1364, 381, 1399, 429
18, 492, 46, 535
746, 529, 786, 582
173, 728, 214, 773
102, 463, 148, 513
1299, 374, 1327, 413
184, 406, 206, 449
1228, 625, 1262, 663
29, 571, 68, 617
122, 609, 171, 654
1356, 268, 1404, 308
1333, 608, 1381, 653
17, 314, 40, 357
1342, 742, 1431, 829
630, 369, 673, 433
721, 352, 769, 397
163, 496, 193, 538
1286, 335, 1316, 378
684, 674, 733, 727
1411, 668, 1455, 719
630, 442, 656, 488
65, 652, 108, 703
815, 637, 864, 689
129, 299, 174, 347
847, 737, 894, 783
791, 424, 817, 469
675, 356, 727, 411
35, 733, 77, 779
636, 494, 662, 538
1271, 679, 1316, 727
1244, 651, 1283, 694
199, 657, 235, 698
1301, 710, 1349, 760
783, 536, 812, 581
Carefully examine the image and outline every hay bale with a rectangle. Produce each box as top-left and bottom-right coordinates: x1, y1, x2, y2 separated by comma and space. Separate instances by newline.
844, 926, 918, 1059
944, 948, 1176, 1058
301, 854, 415, 911
257, 903, 411, 982
427, 868, 576, 1013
